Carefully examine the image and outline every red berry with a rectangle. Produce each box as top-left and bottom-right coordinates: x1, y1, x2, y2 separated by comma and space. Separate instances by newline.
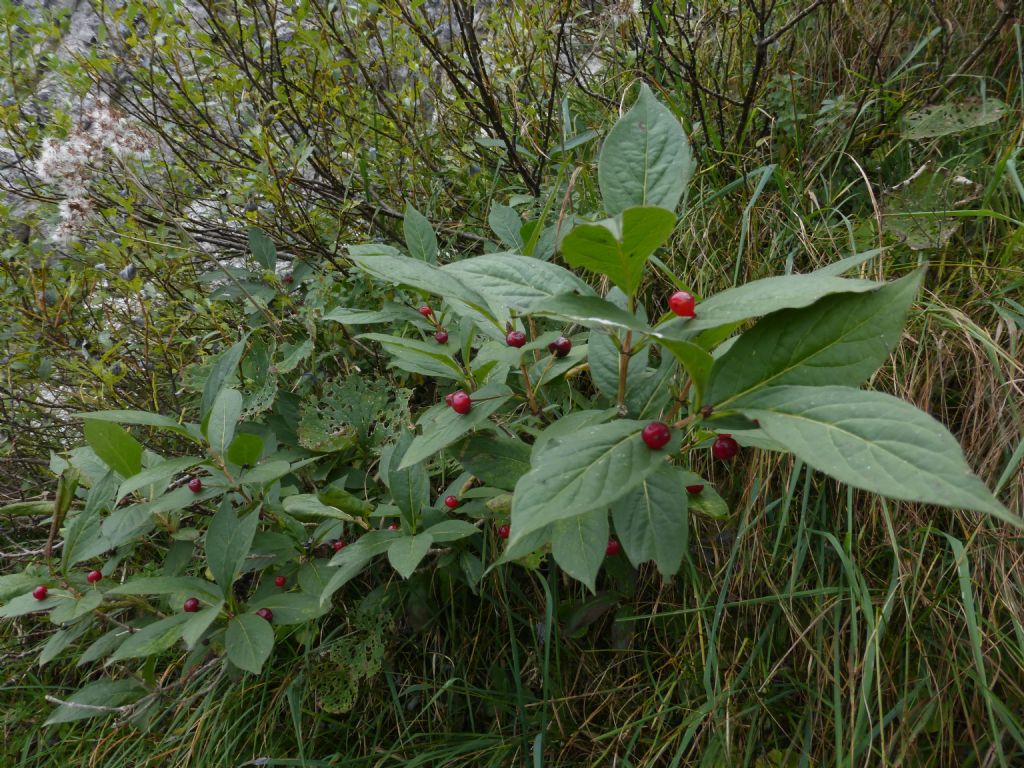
435, 330, 449, 344
641, 421, 672, 450
419, 305, 433, 317
32, 585, 48, 601
497, 524, 510, 539
183, 597, 200, 613
668, 291, 696, 318
332, 539, 347, 552
256, 607, 273, 622
686, 484, 705, 494
86, 570, 102, 584
274, 575, 286, 587
282, 273, 294, 285
548, 336, 572, 357
387, 523, 399, 531
444, 495, 459, 509
606, 538, 621, 556
450, 390, 472, 414
712, 434, 739, 460
506, 330, 527, 348
188, 477, 202, 493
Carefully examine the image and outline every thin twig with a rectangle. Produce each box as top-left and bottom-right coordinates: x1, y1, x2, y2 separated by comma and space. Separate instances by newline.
756, 0, 833, 47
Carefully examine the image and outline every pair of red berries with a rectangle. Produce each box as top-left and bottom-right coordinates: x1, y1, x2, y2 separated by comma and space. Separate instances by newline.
418, 307, 448, 344
33, 568, 103, 599
446, 390, 472, 414
183, 596, 271, 622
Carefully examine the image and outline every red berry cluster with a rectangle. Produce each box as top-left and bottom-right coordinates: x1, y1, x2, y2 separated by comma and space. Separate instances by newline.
418, 305, 449, 344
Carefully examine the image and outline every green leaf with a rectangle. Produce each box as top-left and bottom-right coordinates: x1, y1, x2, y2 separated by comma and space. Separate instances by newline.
0, 590, 72, 619
611, 463, 688, 577
322, 307, 412, 326
117, 457, 200, 502
276, 339, 314, 375
812, 248, 885, 278
83, 420, 143, 478
76, 628, 125, 666
688, 485, 730, 519
282, 494, 357, 522
107, 576, 221, 601
455, 434, 531, 490
732, 386, 1014, 523
628, 353, 676, 420
71, 410, 199, 441
248, 227, 277, 270
550, 507, 608, 592
659, 338, 714, 408
108, 613, 192, 663
206, 507, 261, 596
181, 605, 222, 649
708, 271, 923, 407
40, 620, 94, 666
510, 420, 680, 546
658, 275, 882, 337
532, 408, 618, 456
240, 460, 295, 487
225, 614, 274, 674
441, 253, 594, 313
64, 470, 118, 570
0, 566, 49, 604
318, 485, 374, 517
561, 207, 676, 297
201, 337, 248, 423
347, 245, 488, 312
101, 485, 224, 549
44, 679, 148, 725
599, 84, 693, 215
423, 519, 480, 542
358, 333, 464, 380
387, 533, 434, 578
488, 203, 525, 250
227, 433, 264, 467
530, 293, 652, 335
903, 98, 1007, 139
206, 388, 242, 457
48, 589, 102, 624
400, 382, 513, 468
321, 530, 400, 606
404, 203, 440, 262
387, 430, 430, 519
248, 593, 327, 624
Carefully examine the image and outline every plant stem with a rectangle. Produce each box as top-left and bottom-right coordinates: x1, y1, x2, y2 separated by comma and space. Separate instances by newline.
519, 363, 541, 417
618, 329, 633, 411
